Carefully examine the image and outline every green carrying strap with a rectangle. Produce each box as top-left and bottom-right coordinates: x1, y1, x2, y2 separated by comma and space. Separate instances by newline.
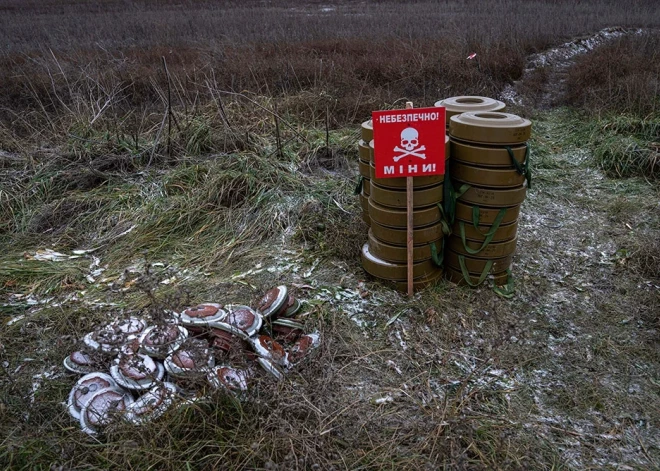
505, 144, 532, 190
493, 269, 515, 298
458, 255, 493, 287
458, 207, 506, 255
430, 241, 443, 267
437, 203, 451, 236
354, 175, 363, 195
443, 180, 471, 226
470, 206, 507, 235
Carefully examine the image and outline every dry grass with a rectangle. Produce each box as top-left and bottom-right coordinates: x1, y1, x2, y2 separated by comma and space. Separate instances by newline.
1, 1, 660, 470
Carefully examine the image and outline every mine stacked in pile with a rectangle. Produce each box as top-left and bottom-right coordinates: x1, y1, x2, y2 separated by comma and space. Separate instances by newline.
359, 133, 449, 291
444, 110, 532, 287
357, 120, 373, 225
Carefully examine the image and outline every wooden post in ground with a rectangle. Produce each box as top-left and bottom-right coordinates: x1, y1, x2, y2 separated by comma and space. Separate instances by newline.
405, 101, 414, 297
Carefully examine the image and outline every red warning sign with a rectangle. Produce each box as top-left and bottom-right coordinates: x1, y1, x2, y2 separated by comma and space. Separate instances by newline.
371, 107, 446, 178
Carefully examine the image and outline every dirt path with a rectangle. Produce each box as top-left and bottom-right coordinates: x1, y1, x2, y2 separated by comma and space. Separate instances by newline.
500, 27, 641, 109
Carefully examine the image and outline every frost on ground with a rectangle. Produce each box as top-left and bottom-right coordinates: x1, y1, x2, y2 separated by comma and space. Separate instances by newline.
1, 110, 659, 469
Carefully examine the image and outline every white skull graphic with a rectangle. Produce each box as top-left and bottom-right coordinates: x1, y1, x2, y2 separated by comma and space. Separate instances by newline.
400, 127, 419, 151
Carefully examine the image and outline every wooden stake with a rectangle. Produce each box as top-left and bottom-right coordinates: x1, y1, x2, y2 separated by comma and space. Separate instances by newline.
405, 101, 414, 297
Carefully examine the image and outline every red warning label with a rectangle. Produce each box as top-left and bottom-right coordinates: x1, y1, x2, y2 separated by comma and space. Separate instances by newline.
371, 107, 446, 178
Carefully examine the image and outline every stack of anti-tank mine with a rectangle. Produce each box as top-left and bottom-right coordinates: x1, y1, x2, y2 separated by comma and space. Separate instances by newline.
356, 120, 449, 291
443, 101, 531, 288
356, 96, 531, 293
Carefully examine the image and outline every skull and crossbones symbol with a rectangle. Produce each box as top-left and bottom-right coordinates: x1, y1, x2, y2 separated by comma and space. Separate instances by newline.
393, 127, 426, 162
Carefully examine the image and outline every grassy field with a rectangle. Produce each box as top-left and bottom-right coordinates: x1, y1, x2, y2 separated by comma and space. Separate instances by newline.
1, 1, 660, 470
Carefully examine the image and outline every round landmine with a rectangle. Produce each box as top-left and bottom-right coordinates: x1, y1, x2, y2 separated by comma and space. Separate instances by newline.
358, 160, 370, 179
454, 201, 521, 226
273, 295, 296, 318
208, 365, 250, 393
179, 303, 227, 327
251, 335, 290, 368
257, 357, 284, 380
435, 96, 506, 122
389, 266, 444, 292
283, 298, 302, 318
445, 266, 509, 287
164, 339, 215, 379
83, 328, 137, 356
358, 139, 371, 163
370, 220, 443, 247
110, 353, 164, 390
258, 286, 288, 318
447, 235, 518, 259
124, 382, 178, 425
213, 305, 262, 339
363, 178, 371, 196
139, 324, 188, 359
63, 350, 101, 375
272, 318, 305, 343
452, 219, 518, 243
288, 333, 321, 364
445, 250, 513, 275
368, 230, 440, 263
361, 120, 373, 143
209, 328, 239, 352
82, 317, 147, 354
67, 372, 117, 420
456, 184, 527, 208
368, 199, 441, 229
361, 243, 438, 281
113, 317, 147, 334
451, 161, 526, 188
449, 112, 531, 145
450, 138, 527, 167
79, 387, 134, 435
369, 182, 443, 209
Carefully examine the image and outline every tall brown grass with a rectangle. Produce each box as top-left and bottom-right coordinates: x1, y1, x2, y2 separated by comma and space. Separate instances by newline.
0, 0, 658, 148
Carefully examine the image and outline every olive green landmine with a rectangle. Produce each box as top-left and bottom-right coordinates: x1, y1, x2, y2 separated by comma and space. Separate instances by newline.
367, 230, 441, 263
361, 243, 437, 281
449, 112, 531, 145
456, 184, 527, 208
452, 218, 518, 243
454, 201, 521, 225
369, 182, 443, 209
359, 160, 370, 179
445, 249, 513, 274
370, 220, 444, 246
434, 96, 506, 123
447, 235, 518, 259
361, 120, 373, 143
450, 138, 527, 167
368, 199, 441, 229
387, 267, 444, 292
451, 161, 526, 188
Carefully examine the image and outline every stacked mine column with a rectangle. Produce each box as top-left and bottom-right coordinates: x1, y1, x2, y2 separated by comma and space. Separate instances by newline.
444, 111, 532, 287
357, 120, 373, 225
360, 135, 450, 291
